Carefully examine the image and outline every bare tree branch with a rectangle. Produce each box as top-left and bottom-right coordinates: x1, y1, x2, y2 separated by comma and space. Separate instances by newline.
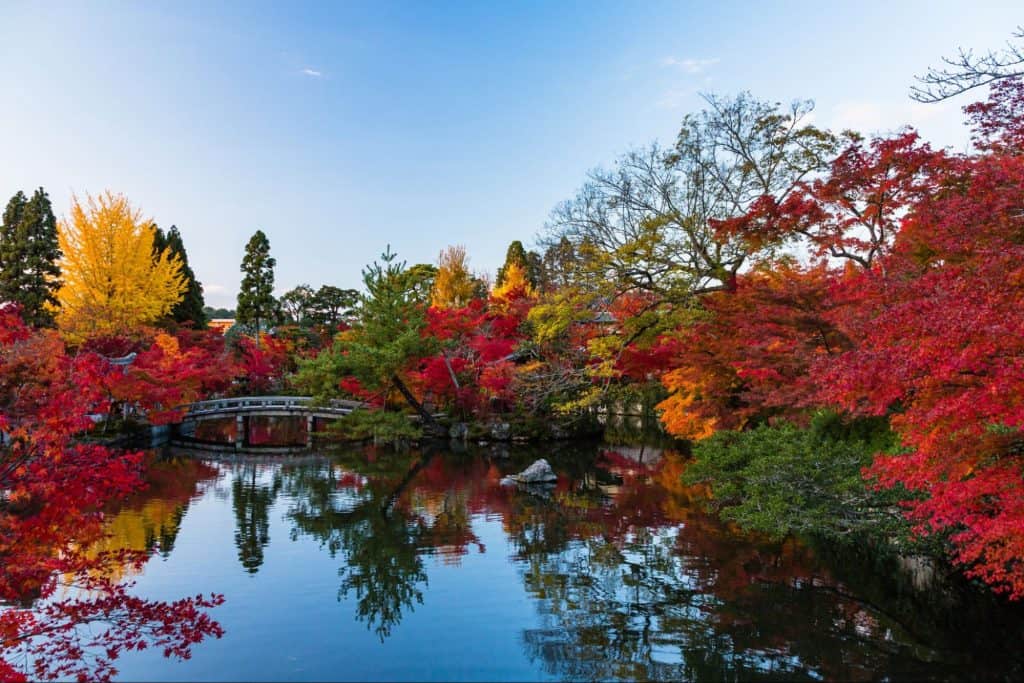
912, 27, 1024, 103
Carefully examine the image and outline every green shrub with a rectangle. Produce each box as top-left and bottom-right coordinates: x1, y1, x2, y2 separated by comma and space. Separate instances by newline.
329, 409, 422, 444
683, 412, 908, 542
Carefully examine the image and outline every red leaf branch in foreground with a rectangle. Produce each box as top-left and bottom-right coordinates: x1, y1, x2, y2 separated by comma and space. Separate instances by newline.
0, 308, 223, 681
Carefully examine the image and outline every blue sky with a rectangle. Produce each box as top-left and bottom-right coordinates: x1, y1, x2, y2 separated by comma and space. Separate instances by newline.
0, 1, 1019, 307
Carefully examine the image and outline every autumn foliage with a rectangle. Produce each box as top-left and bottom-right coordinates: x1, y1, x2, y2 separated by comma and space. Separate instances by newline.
4, 77, 1024, 670
655, 78, 1024, 598
56, 193, 187, 343
0, 308, 222, 681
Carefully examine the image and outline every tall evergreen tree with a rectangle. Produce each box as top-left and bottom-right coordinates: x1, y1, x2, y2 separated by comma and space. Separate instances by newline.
295, 247, 444, 436
495, 240, 528, 287
540, 236, 578, 291
236, 230, 279, 343
0, 188, 61, 326
153, 225, 206, 328
495, 239, 541, 290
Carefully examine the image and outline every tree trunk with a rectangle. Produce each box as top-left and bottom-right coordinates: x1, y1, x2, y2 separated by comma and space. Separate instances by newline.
391, 374, 445, 437
380, 445, 438, 516
441, 352, 460, 389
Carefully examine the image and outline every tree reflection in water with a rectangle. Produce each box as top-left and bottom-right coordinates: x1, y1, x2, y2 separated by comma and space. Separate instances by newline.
217, 440, 1024, 680
281, 447, 432, 640
508, 447, 1023, 681
231, 463, 281, 573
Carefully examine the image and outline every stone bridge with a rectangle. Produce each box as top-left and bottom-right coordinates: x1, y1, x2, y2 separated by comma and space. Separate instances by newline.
177, 396, 366, 449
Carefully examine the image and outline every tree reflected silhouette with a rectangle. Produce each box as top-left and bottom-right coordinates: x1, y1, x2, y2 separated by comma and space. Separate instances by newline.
231, 463, 281, 573
508, 448, 1024, 681
282, 449, 431, 640
215, 440, 1024, 679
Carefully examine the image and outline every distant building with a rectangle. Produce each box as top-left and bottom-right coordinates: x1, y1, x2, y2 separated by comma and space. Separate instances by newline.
209, 318, 236, 334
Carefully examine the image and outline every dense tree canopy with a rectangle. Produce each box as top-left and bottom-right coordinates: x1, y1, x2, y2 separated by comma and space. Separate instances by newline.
309, 285, 359, 328
280, 283, 315, 325
152, 225, 206, 328
650, 78, 1024, 599
0, 188, 61, 327
56, 193, 186, 343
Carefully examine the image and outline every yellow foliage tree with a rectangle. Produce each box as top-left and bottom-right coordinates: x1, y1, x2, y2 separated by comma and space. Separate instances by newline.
56, 192, 186, 342
491, 260, 534, 302
431, 244, 476, 308
656, 367, 718, 440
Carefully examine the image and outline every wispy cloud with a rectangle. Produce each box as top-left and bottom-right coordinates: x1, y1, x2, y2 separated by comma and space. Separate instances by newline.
300, 67, 322, 78
661, 57, 720, 74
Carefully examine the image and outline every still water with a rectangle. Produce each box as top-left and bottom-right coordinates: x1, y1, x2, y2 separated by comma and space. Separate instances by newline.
97, 422, 1024, 681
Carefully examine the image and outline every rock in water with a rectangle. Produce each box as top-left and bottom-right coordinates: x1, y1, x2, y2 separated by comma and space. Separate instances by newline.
514, 458, 557, 483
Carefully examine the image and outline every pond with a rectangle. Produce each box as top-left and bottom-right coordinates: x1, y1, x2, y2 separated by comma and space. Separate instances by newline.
88, 428, 1024, 681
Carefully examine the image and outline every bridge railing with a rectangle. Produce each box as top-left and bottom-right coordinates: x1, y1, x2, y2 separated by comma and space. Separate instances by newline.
184, 396, 365, 418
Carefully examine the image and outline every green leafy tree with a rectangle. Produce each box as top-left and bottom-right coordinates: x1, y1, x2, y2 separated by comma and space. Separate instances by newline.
279, 284, 315, 325
236, 230, 280, 342
399, 263, 438, 305
152, 225, 206, 328
309, 285, 360, 328
297, 247, 443, 437
0, 188, 61, 326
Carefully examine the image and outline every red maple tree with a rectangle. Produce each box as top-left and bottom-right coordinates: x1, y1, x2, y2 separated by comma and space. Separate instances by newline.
0, 309, 223, 681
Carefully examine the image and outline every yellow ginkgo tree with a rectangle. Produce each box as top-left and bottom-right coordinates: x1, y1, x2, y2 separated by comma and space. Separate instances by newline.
56, 192, 186, 342
491, 260, 534, 302
430, 244, 477, 309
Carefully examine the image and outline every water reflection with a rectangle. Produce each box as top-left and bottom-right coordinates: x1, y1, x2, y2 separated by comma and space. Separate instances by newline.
109, 441, 1024, 681
232, 464, 281, 573
87, 456, 219, 583
281, 448, 430, 639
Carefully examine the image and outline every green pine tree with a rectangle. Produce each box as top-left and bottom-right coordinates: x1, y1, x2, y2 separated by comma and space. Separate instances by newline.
153, 224, 206, 328
295, 246, 443, 437
0, 188, 61, 327
236, 230, 279, 343
495, 240, 528, 287
495, 239, 542, 289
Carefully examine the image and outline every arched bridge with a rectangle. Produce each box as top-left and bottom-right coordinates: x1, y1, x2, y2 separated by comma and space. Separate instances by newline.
176, 396, 367, 450
183, 396, 366, 420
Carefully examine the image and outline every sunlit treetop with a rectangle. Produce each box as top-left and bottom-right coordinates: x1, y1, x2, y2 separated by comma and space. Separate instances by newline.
56, 192, 186, 343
